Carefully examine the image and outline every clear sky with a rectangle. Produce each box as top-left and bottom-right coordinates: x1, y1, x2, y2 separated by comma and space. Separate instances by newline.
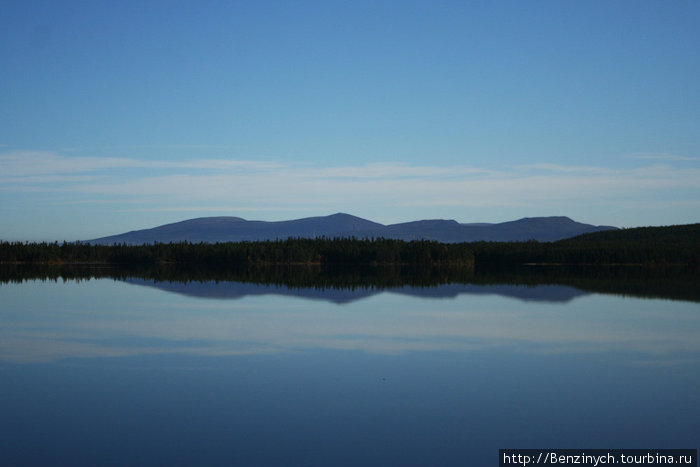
1, 0, 698, 241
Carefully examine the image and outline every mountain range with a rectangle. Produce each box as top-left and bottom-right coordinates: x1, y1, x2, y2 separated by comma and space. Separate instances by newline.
89, 213, 617, 244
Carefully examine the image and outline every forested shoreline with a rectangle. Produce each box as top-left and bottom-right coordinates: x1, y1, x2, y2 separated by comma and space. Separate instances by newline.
1, 223, 698, 267
0, 237, 475, 268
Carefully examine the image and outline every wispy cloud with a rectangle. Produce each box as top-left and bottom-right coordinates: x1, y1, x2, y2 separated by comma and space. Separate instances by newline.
625, 153, 700, 162
0, 150, 278, 178
2, 150, 699, 201
1, 150, 699, 229
515, 163, 618, 174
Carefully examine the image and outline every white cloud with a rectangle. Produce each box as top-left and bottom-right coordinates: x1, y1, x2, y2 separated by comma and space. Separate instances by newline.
47, 161, 694, 222
0, 150, 280, 178
0, 151, 146, 177
1, 150, 699, 229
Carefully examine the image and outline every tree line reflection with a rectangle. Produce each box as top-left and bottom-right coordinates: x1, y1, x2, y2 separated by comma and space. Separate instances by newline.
1, 263, 697, 303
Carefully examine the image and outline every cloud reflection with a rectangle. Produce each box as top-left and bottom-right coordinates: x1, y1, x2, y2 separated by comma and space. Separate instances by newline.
1, 279, 698, 364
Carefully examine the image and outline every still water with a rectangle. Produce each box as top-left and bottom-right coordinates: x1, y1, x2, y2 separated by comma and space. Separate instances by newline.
1, 277, 698, 466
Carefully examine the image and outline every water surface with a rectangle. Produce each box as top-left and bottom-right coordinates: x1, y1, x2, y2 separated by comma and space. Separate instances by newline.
1, 276, 698, 466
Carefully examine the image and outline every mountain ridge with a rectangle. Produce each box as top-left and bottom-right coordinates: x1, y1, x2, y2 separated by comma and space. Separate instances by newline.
88, 213, 618, 245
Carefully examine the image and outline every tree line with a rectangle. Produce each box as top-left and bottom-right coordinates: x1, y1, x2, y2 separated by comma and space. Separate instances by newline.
1, 223, 697, 267
0, 237, 474, 268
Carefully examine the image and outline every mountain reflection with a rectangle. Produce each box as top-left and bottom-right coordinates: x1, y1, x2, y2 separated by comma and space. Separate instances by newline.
123, 278, 589, 304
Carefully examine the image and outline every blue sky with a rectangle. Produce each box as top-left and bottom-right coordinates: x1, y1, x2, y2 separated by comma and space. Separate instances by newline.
1, 0, 698, 241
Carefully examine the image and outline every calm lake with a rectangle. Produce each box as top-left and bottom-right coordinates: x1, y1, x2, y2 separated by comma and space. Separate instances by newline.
1, 270, 698, 466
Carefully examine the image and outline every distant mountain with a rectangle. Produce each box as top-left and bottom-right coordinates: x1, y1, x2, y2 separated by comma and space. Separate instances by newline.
88, 213, 617, 245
